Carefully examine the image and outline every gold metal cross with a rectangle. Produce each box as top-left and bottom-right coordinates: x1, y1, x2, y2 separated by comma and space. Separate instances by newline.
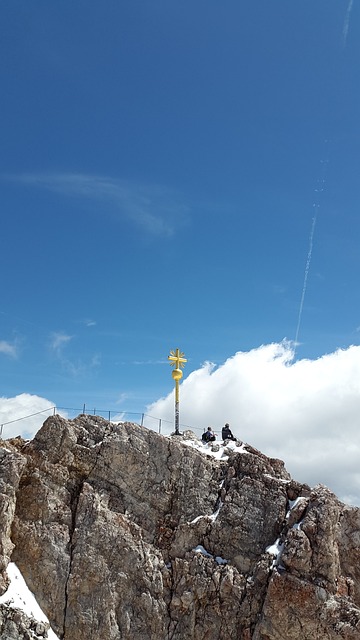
168, 348, 187, 369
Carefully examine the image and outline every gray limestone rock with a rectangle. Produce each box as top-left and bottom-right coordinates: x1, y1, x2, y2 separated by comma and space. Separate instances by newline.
0, 444, 26, 594
0, 414, 358, 639
0, 603, 51, 640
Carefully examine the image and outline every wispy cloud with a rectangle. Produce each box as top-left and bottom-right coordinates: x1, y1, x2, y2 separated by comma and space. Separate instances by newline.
132, 359, 168, 365
49, 332, 81, 375
50, 332, 73, 354
84, 319, 97, 327
5, 173, 189, 237
116, 392, 129, 405
0, 340, 18, 358
90, 354, 101, 367
49, 331, 100, 377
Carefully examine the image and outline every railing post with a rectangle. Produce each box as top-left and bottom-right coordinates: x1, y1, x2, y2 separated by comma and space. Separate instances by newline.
141, 413, 144, 426
159, 419, 161, 434
83, 404, 86, 414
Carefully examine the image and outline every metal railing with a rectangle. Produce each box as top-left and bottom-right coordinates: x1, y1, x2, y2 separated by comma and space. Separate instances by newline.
0, 405, 204, 438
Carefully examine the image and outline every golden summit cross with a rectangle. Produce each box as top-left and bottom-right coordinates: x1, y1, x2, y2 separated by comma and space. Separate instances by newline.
168, 348, 187, 435
168, 348, 187, 369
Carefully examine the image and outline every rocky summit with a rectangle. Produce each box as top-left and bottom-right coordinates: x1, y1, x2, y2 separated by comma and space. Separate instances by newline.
0, 414, 360, 639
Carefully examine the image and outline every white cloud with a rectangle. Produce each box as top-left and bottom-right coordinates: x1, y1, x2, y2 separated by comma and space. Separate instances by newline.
3, 343, 360, 507
0, 394, 57, 439
0, 340, 18, 358
147, 342, 360, 506
50, 332, 73, 353
5, 173, 188, 237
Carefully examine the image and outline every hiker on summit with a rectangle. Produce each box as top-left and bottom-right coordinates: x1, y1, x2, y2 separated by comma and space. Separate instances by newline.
222, 423, 236, 441
201, 427, 216, 443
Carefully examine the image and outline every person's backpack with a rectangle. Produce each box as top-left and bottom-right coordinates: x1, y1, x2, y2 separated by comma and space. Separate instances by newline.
201, 432, 208, 442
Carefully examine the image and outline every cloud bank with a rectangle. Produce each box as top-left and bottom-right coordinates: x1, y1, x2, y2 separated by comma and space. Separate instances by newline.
147, 342, 360, 506
0, 394, 56, 440
2, 343, 360, 507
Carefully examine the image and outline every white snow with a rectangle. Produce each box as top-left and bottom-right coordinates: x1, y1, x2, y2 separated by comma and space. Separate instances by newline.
191, 514, 205, 524
263, 474, 289, 484
266, 538, 284, 568
266, 539, 283, 556
181, 436, 248, 461
209, 502, 222, 521
193, 545, 228, 565
190, 500, 223, 525
286, 495, 307, 528
193, 544, 212, 558
288, 496, 304, 511
0, 562, 60, 640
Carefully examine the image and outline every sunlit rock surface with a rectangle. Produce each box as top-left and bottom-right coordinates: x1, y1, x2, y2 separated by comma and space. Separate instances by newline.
0, 414, 359, 639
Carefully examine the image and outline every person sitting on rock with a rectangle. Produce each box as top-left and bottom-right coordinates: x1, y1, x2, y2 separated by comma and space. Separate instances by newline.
222, 423, 236, 441
201, 427, 216, 443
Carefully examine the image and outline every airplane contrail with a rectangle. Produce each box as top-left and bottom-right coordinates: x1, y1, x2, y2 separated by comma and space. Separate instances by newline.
294, 210, 318, 355
343, 0, 354, 46
293, 150, 329, 359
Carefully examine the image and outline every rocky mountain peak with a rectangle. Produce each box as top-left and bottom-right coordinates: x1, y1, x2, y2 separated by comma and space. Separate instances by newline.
0, 414, 360, 639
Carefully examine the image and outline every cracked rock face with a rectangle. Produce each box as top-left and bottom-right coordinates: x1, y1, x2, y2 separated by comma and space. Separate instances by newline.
0, 445, 26, 594
1, 414, 360, 639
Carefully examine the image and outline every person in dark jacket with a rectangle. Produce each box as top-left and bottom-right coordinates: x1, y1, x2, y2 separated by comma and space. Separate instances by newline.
202, 427, 216, 442
222, 423, 236, 441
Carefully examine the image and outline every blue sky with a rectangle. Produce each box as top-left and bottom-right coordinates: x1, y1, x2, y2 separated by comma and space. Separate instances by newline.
2, 1, 360, 424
